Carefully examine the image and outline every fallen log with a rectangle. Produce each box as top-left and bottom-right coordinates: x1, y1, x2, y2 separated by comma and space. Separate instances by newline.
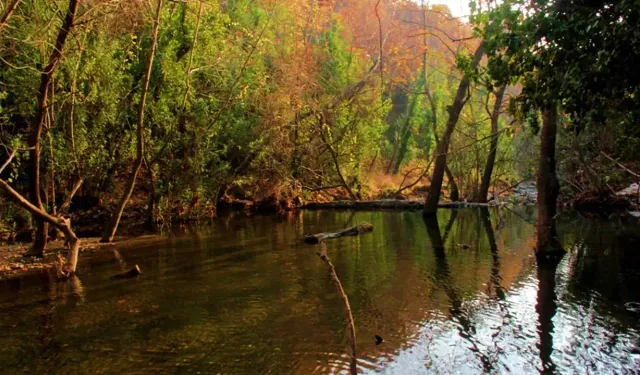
111, 265, 141, 280
304, 222, 373, 244
301, 200, 494, 210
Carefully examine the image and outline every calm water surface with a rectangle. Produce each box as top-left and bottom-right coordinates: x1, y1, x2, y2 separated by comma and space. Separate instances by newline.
0, 208, 639, 374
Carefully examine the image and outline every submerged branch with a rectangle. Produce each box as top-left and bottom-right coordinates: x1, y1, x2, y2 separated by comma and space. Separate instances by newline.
305, 222, 373, 244
316, 243, 357, 375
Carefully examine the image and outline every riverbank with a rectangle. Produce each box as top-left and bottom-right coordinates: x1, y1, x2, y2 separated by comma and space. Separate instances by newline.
0, 235, 167, 281
2, 181, 637, 280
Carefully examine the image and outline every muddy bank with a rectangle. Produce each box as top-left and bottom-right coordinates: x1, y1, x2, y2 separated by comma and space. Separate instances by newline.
0, 235, 166, 281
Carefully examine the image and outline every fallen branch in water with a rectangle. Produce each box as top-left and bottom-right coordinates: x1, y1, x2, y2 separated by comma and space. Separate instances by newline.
301, 200, 494, 210
316, 243, 357, 375
305, 222, 373, 244
111, 265, 141, 280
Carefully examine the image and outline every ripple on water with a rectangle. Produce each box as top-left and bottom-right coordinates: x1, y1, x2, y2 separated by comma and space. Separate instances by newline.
0, 209, 638, 374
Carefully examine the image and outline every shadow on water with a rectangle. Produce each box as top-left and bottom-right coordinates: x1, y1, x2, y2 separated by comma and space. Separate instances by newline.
536, 252, 561, 374
0, 208, 638, 374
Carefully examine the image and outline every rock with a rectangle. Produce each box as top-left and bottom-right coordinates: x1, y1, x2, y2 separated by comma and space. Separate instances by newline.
375, 335, 384, 345
512, 182, 537, 204
617, 183, 639, 196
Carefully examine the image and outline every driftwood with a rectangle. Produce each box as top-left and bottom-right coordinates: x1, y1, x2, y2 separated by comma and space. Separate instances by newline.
301, 200, 493, 211
111, 265, 141, 280
305, 222, 373, 244
316, 243, 357, 375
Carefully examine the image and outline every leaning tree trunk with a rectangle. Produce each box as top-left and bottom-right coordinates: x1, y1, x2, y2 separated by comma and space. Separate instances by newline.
424, 44, 484, 215
101, 0, 163, 243
536, 105, 564, 255
475, 86, 506, 203
1, 151, 80, 274
0, 179, 80, 274
24, 0, 79, 257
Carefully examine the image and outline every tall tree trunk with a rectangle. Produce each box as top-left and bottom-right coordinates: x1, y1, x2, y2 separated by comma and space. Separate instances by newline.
476, 86, 506, 203
24, 0, 79, 257
144, 156, 156, 226
48, 133, 58, 240
0, 0, 21, 30
101, 0, 162, 243
445, 165, 459, 201
536, 106, 564, 254
424, 44, 484, 215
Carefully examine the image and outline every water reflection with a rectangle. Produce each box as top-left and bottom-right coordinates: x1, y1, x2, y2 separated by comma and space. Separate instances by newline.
0, 209, 638, 374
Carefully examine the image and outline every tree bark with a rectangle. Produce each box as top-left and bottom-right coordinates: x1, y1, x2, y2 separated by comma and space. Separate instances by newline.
536, 106, 564, 254
445, 165, 459, 201
101, 0, 163, 242
0, 0, 21, 30
424, 44, 484, 215
25, 0, 79, 257
475, 86, 506, 203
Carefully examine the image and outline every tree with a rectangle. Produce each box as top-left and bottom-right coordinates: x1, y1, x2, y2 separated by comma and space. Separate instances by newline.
101, 0, 163, 242
473, 85, 505, 203
477, 0, 640, 253
423, 44, 484, 215
0, 0, 81, 273
23, 0, 79, 257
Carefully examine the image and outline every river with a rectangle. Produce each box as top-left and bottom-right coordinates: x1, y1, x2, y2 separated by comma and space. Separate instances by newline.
0, 208, 638, 374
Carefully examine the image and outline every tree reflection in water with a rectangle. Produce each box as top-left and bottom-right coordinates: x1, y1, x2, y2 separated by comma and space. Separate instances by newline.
0, 210, 638, 374
424, 212, 494, 373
